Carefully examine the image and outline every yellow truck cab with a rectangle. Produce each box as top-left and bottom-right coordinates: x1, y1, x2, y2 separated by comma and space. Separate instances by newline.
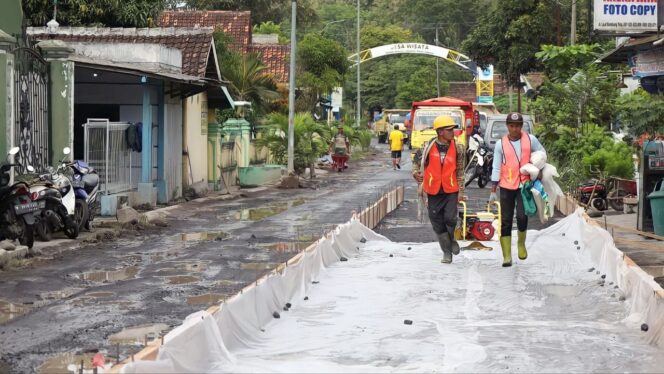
376, 109, 409, 144
409, 107, 467, 156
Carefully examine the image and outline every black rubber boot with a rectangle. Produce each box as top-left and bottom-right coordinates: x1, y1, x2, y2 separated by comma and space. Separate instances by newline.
437, 233, 453, 264
447, 225, 460, 255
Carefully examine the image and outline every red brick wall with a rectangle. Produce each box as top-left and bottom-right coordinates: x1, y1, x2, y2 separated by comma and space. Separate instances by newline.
447, 78, 509, 102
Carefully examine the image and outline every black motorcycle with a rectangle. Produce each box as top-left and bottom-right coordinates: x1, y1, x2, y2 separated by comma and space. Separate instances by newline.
0, 148, 43, 249
476, 145, 493, 189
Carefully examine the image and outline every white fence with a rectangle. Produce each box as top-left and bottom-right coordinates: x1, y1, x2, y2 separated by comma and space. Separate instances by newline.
83, 119, 137, 195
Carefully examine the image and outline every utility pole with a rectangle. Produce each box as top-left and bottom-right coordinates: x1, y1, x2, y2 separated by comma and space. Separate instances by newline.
435, 26, 440, 97
356, 0, 361, 128
571, 0, 577, 45
287, 0, 296, 174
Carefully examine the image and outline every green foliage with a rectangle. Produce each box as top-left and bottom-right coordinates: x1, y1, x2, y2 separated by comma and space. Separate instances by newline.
535, 44, 604, 82
256, 112, 331, 174
178, 0, 318, 27
220, 51, 280, 115
538, 124, 633, 186
252, 21, 289, 44
615, 89, 664, 138
22, 0, 164, 27
530, 65, 619, 137
462, 0, 558, 87
296, 33, 349, 112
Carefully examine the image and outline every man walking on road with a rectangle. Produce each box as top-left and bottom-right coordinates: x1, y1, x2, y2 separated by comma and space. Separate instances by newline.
489, 112, 546, 267
389, 124, 404, 170
413, 116, 465, 263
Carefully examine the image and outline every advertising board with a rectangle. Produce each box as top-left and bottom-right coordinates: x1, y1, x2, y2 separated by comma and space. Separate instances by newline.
593, 0, 658, 32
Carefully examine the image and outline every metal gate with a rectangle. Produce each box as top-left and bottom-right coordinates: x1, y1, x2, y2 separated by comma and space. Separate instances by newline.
12, 47, 49, 172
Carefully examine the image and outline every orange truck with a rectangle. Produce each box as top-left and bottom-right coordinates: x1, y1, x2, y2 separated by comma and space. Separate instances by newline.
407, 97, 477, 152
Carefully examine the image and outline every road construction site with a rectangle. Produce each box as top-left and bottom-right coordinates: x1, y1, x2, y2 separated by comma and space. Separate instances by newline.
1, 144, 663, 373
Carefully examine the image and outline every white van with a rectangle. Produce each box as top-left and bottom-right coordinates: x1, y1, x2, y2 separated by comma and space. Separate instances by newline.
483, 114, 535, 151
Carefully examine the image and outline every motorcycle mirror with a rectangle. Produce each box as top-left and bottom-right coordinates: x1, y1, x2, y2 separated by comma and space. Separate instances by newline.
63, 147, 71, 155
27, 165, 35, 172
8, 147, 19, 156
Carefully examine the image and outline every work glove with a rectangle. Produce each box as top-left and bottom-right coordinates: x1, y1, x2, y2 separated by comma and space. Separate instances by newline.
489, 191, 497, 203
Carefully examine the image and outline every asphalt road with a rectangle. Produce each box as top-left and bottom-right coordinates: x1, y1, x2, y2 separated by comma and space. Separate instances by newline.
0, 141, 557, 373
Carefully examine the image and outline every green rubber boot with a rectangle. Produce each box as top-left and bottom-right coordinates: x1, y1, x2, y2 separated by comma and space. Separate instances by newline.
517, 231, 528, 260
500, 236, 512, 267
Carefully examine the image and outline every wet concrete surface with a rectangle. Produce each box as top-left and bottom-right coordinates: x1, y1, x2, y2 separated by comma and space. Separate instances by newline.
0, 143, 412, 373
0, 141, 604, 372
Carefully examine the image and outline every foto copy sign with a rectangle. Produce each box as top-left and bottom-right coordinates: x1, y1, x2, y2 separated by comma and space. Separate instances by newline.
594, 0, 658, 32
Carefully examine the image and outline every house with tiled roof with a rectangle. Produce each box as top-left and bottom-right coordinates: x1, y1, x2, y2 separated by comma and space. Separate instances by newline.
158, 10, 290, 84
27, 26, 234, 207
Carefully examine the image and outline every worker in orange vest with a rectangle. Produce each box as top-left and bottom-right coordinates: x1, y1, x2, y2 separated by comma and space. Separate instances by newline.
413, 116, 465, 264
489, 112, 546, 267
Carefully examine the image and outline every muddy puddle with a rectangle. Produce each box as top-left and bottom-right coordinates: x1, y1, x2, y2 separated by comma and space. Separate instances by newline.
0, 299, 31, 324
186, 293, 227, 305
76, 266, 139, 282
108, 323, 169, 346
38, 352, 99, 374
156, 261, 209, 274
166, 275, 200, 285
176, 231, 228, 241
233, 199, 305, 221
121, 253, 165, 263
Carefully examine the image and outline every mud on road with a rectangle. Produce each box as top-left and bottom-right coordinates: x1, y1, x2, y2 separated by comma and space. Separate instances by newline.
0, 145, 413, 373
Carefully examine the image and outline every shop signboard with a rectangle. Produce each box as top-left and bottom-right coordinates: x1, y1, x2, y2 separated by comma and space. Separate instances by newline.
629, 48, 664, 77
594, 0, 658, 33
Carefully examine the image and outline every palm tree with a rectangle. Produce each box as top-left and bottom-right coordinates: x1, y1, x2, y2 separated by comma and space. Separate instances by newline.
221, 52, 280, 114
256, 112, 331, 178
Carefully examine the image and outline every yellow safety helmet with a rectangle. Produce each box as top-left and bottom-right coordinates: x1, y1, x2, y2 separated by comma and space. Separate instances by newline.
433, 115, 455, 130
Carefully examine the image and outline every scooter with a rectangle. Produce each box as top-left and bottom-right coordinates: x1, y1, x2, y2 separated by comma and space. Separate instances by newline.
0, 147, 43, 248
464, 134, 486, 187
30, 147, 79, 240
69, 159, 99, 231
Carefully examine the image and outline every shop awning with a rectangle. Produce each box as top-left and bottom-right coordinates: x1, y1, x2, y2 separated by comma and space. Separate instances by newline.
598, 34, 661, 64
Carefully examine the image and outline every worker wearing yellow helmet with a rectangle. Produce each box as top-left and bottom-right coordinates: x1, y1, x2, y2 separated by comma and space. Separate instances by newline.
413, 115, 466, 264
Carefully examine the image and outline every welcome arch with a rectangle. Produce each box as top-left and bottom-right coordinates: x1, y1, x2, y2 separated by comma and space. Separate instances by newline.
348, 43, 494, 101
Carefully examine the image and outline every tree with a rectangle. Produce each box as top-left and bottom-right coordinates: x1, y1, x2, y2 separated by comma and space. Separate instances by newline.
461, 0, 558, 87
296, 33, 349, 112
22, 0, 165, 27
344, 24, 471, 115
534, 43, 605, 82
615, 89, 664, 139
220, 51, 279, 115
256, 112, 330, 177
253, 21, 288, 44
176, 0, 318, 28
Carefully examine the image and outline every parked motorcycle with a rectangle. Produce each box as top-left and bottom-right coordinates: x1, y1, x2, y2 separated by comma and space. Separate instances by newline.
0, 147, 43, 248
476, 146, 493, 189
69, 159, 99, 231
577, 180, 608, 211
29, 147, 80, 241
464, 134, 487, 187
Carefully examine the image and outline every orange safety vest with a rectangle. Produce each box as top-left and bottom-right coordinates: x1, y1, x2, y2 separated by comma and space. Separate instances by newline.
423, 140, 459, 195
499, 132, 531, 190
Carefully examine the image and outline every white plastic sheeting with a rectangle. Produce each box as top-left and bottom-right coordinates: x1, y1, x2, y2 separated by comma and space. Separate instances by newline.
122, 209, 664, 373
